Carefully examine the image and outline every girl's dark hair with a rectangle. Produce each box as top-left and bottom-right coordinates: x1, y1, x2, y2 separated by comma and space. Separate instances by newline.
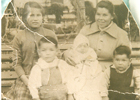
22, 1, 45, 24
96, 1, 118, 25
113, 45, 131, 58
38, 36, 58, 48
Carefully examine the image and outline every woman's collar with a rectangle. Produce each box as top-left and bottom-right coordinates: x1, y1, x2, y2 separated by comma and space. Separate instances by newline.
86, 22, 118, 39
99, 21, 113, 31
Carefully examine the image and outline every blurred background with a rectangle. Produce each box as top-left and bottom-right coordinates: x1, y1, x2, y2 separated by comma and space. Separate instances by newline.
1, 0, 140, 44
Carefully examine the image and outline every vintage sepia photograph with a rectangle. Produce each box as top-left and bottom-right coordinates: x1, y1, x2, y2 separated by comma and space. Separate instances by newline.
1, 0, 140, 100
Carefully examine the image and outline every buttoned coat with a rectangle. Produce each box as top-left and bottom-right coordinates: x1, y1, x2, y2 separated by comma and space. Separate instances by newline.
79, 22, 130, 69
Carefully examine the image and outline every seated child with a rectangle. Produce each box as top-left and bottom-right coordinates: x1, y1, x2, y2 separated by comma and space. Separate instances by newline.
102, 45, 140, 100
28, 36, 75, 100
68, 34, 103, 100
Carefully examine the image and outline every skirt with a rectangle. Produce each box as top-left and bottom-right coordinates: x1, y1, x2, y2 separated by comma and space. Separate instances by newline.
6, 78, 32, 100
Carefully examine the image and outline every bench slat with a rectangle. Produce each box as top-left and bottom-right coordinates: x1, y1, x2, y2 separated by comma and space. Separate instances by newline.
2, 49, 13, 51
2, 54, 13, 60
2, 44, 13, 50
58, 44, 72, 50
2, 80, 15, 87
2, 63, 13, 70
131, 42, 140, 49
134, 66, 140, 69
1, 60, 140, 70
2, 42, 140, 48
2, 71, 18, 79
2, 87, 11, 93
2, 49, 140, 58
132, 60, 140, 66
131, 51, 140, 57
57, 33, 77, 38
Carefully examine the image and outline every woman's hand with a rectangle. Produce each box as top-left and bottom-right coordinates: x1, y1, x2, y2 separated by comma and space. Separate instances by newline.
68, 94, 75, 100
63, 50, 77, 66
20, 74, 28, 86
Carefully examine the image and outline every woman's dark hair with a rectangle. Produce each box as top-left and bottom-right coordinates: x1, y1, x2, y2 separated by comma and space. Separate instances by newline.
38, 36, 58, 48
96, 1, 114, 16
113, 45, 131, 58
22, 1, 45, 24
96, 1, 118, 25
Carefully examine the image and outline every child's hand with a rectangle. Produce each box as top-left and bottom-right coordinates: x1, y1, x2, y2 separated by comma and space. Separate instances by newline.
68, 94, 75, 100
102, 96, 109, 100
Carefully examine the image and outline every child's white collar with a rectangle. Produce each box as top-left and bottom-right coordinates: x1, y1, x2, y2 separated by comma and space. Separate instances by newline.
36, 57, 59, 69
112, 64, 131, 73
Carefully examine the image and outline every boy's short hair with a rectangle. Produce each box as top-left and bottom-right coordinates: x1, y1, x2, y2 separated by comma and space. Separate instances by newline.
38, 36, 58, 48
113, 45, 131, 58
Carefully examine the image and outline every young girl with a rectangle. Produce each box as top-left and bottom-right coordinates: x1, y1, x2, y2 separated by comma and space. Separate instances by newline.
68, 34, 103, 100
28, 36, 74, 100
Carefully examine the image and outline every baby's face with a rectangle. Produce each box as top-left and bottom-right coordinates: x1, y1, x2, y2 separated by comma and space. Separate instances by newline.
76, 43, 89, 54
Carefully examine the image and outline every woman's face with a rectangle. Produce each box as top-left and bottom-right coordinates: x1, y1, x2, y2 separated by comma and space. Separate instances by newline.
26, 7, 42, 28
95, 7, 113, 29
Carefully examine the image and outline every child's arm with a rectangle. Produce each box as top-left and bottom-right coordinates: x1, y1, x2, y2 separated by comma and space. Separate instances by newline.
12, 35, 28, 85
100, 66, 110, 100
28, 65, 41, 100
134, 69, 140, 97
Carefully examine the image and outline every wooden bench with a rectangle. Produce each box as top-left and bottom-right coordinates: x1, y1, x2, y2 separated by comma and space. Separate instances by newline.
1, 42, 140, 93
